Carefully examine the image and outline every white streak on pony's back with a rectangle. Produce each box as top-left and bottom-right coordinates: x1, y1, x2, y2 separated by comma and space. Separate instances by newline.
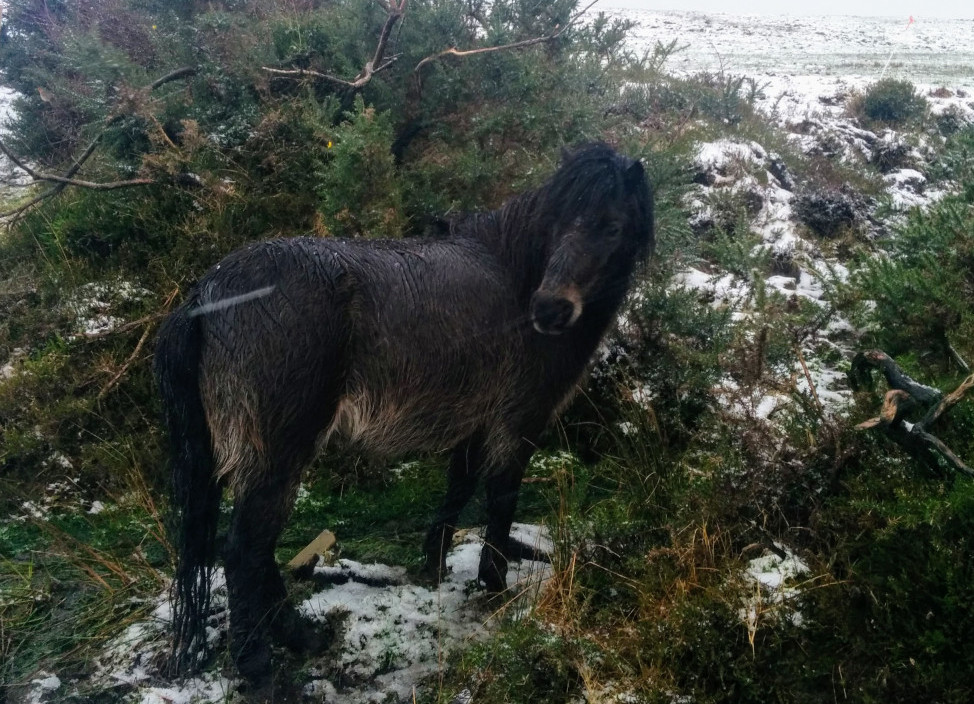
189, 286, 275, 317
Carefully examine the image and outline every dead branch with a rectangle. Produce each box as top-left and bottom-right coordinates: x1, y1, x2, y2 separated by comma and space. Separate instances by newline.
0, 129, 110, 221
413, 0, 599, 85
852, 349, 973, 477
263, 0, 406, 90
0, 66, 197, 223
0, 140, 154, 189
850, 349, 941, 405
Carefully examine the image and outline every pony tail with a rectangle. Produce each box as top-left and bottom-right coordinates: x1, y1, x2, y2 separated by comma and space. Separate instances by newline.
154, 302, 221, 674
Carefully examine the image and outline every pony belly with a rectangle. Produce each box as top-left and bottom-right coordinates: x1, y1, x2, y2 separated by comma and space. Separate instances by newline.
323, 392, 486, 456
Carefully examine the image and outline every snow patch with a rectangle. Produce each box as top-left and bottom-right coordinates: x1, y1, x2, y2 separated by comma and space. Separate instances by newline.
87, 526, 551, 703
741, 545, 810, 630
25, 673, 61, 704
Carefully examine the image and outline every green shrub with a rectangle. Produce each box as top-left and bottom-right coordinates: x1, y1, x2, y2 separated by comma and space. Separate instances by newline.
861, 79, 927, 126
316, 95, 404, 238
851, 193, 974, 367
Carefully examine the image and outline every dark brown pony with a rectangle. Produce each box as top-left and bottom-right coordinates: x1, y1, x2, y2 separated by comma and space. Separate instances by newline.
155, 143, 653, 682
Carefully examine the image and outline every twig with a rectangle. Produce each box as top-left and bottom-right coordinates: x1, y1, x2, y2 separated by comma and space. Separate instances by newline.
98, 322, 154, 400
794, 345, 824, 414
948, 343, 970, 374
82, 311, 169, 340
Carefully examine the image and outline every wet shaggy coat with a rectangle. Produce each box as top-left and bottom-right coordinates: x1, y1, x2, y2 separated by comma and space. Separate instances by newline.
155, 143, 654, 681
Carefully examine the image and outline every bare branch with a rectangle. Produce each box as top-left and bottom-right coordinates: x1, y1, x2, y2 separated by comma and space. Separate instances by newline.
263, 0, 406, 91
98, 322, 155, 400
0, 138, 153, 189
148, 66, 197, 92
262, 57, 399, 89
413, 0, 598, 75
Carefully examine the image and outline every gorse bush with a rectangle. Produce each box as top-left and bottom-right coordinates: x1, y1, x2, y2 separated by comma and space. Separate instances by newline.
860, 78, 928, 126
850, 129, 974, 369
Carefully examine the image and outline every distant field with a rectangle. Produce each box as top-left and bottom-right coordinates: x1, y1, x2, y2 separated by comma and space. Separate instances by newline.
612, 10, 974, 88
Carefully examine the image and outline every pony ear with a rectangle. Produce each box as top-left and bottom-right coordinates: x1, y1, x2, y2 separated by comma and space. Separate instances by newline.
624, 159, 645, 191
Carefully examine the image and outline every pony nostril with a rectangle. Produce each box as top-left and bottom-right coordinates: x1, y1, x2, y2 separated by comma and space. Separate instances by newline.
531, 293, 580, 334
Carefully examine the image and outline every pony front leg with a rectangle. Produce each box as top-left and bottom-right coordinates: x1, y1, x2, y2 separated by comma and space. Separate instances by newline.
422, 436, 483, 582
478, 442, 536, 593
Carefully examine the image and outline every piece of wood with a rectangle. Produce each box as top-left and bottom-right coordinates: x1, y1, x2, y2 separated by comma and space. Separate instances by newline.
287, 529, 336, 569
880, 389, 915, 425
853, 349, 974, 478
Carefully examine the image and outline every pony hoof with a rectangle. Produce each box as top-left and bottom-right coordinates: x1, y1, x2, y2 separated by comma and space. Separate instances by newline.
418, 560, 450, 586
478, 550, 508, 594
234, 643, 272, 687
272, 609, 332, 655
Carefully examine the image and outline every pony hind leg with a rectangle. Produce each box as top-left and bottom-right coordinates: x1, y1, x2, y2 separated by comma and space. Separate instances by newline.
220, 418, 335, 683
222, 455, 301, 683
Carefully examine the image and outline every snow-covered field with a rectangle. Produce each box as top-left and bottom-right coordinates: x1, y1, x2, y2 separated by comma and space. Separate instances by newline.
618, 10, 974, 131
617, 11, 974, 88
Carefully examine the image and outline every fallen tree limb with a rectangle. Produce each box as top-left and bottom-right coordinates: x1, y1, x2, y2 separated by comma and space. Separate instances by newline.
852, 349, 973, 477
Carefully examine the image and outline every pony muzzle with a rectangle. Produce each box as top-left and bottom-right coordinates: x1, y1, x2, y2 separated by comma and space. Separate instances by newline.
530, 286, 583, 335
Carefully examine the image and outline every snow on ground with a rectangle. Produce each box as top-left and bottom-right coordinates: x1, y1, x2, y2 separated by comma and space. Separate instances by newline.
741, 544, 810, 633
86, 524, 552, 703
62, 279, 154, 337
639, 11, 974, 424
